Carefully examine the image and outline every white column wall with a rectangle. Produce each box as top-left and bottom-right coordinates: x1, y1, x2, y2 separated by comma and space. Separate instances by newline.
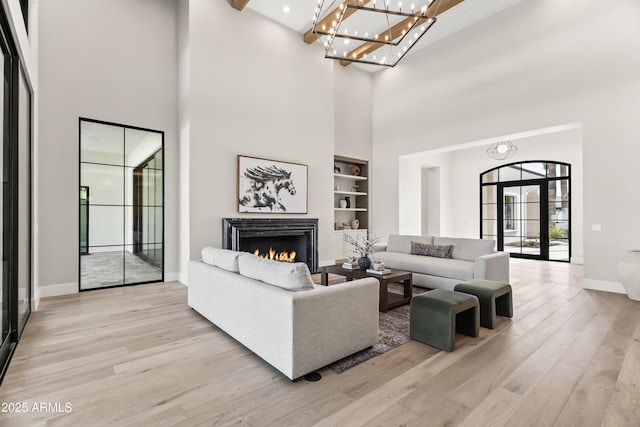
188, 1, 335, 269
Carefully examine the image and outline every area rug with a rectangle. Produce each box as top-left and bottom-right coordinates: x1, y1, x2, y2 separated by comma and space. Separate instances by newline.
328, 284, 426, 374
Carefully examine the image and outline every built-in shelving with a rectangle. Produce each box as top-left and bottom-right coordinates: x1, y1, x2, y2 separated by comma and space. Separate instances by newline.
333, 173, 368, 181
333, 155, 369, 232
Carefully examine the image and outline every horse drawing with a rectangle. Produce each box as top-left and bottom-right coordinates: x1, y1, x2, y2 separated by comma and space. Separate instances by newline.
239, 165, 296, 212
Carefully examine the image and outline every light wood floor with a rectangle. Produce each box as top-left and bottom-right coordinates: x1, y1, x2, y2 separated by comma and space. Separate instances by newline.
1, 260, 639, 426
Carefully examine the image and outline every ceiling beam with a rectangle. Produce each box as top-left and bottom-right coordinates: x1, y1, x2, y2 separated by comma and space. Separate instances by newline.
340, 0, 464, 66
304, 0, 372, 45
231, 0, 250, 11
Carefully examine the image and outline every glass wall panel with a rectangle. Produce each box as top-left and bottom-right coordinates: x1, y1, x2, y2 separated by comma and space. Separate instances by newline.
521, 162, 546, 180
498, 165, 521, 182
80, 163, 124, 205
1, 10, 34, 385
482, 169, 498, 183
0, 49, 6, 366
80, 119, 163, 290
482, 220, 497, 237
17, 69, 31, 323
482, 203, 497, 220
482, 186, 498, 203
80, 121, 124, 165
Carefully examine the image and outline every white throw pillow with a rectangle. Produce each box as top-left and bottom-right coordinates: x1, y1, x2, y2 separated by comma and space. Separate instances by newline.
238, 253, 315, 292
201, 247, 241, 273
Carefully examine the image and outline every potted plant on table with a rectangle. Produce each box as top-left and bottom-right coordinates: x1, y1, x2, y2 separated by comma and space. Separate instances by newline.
344, 230, 379, 271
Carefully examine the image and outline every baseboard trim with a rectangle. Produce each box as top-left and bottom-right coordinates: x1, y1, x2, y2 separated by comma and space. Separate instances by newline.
177, 272, 188, 286
164, 272, 181, 283
38, 282, 78, 299
582, 278, 626, 295
571, 257, 584, 265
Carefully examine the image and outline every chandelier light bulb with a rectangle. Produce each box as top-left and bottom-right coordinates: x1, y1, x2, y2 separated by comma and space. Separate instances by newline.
486, 141, 517, 160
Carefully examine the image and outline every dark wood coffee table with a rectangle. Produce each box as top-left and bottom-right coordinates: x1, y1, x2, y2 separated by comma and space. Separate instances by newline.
320, 262, 413, 312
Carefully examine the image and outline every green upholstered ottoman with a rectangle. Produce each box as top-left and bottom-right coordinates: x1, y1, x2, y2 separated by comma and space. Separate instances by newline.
454, 279, 513, 329
410, 289, 479, 352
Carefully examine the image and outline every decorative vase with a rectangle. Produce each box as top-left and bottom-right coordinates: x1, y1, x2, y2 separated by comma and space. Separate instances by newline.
339, 199, 347, 208
358, 256, 371, 271
344, 197, 351, 208
350, 165, 361, 176
351, 218, 360, 229
617, 250, 640, 301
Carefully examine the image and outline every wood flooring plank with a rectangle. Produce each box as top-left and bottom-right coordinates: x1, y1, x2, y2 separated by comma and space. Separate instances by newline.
602, 306, 640, 427
553, 298, 638, 427
0, 265, 637, 426
456, 387, 524, 427
505, 361, 584, 427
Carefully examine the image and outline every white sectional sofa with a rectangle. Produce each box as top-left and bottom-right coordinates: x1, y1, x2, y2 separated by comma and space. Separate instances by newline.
372, 235, 510, 291
188, 247, 379, 380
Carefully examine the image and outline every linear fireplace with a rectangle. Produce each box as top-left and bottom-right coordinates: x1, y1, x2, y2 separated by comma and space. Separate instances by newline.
222, 218, 319, 273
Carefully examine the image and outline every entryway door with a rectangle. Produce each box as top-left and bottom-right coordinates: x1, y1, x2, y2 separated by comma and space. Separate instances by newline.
481, 161, 571, 262
498, 182, 547, 260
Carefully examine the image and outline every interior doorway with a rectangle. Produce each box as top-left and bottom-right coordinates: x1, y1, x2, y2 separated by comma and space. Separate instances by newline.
79, 118, 164, 290
481, 161, 570, 262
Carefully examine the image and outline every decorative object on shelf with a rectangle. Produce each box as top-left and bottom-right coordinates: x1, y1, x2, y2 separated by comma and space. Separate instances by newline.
344, 196, 351, 208
351, 218, 360, 230
311, 0, 438, 68
334, 164, 341, 174
352, 184, 359, 192
344, 230, 379, 271
350, 165, 361, 176
617, 250, 640, 301
486, 141, 517, 161
238, 155, 308, 213
339, 199, 347, 208
342, 256, 358, 269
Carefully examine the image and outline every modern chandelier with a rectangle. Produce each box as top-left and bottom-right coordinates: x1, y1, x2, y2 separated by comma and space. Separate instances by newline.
486, 141, 518, 161
311, 0, 438, 67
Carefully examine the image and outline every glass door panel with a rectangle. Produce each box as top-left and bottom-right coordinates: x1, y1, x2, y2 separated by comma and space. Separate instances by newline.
549, 178, 570, 261
500, 184, 544, 258
81, 119, 163, 290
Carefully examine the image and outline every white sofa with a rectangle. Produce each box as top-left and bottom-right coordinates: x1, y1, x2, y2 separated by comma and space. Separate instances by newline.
372, 235, 510, 291
188, 247, 379, 380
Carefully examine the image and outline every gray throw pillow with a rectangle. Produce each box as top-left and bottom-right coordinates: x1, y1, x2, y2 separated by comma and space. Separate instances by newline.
410, 241, 453, 258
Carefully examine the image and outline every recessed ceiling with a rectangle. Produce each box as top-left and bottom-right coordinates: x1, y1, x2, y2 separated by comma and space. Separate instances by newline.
243, 0, 528, 72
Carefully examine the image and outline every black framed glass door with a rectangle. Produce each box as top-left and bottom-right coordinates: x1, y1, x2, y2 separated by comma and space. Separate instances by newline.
498, 182, 547, 260
79, 118, 164, 290
481, 161, 571, 262
1, 4, 32, 384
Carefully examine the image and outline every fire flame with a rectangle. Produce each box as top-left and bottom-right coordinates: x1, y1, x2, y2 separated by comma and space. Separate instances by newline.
253, 248, 297, 263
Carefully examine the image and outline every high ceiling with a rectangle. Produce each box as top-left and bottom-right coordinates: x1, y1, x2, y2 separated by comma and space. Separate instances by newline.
233, 0, 527, 72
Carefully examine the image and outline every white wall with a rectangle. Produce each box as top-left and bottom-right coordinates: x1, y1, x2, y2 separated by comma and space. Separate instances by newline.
187, 0, 335, 269
178, 0, 189, 284
38, 0, 179, 292
333, 63, 373, 161
372, 0, 640, 291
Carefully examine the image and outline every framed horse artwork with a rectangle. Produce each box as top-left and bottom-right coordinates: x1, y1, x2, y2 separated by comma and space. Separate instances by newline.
237, 155, 308, 213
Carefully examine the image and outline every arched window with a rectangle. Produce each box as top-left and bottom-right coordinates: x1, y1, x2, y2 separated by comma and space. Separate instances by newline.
480, 161, 571, 262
